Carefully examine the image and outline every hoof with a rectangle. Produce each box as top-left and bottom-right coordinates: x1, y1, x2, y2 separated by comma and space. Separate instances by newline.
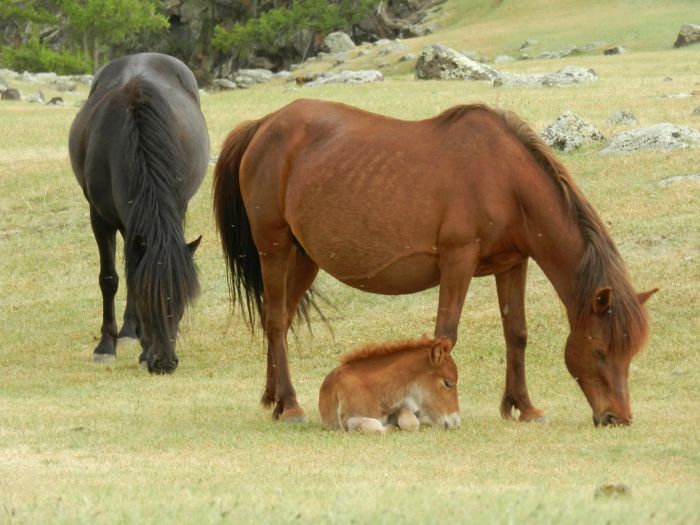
282, 414, 309, 425
92, 352, 116, 364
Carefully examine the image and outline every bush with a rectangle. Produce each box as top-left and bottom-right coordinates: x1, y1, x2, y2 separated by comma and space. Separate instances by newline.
1, 39, 92, 74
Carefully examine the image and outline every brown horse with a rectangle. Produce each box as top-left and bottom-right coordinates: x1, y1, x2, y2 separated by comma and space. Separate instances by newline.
319, 336, 460, 433
213, 99, 657, 426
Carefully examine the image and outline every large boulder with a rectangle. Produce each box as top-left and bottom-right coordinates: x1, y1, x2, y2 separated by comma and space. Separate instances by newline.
1, 88, 20, 101
541, 111, 604, 152
673, 24, 700, 48
495, 66, 597, 87
599, 124, 700, 155
415, 44, 498, 81
323, 32, 356, 54
303, 70, 383, 88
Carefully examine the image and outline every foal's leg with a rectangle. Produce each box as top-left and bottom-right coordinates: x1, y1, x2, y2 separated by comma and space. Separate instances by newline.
434, 245, 479, 344
495, 261, 545, 422
345, 417, 386, 434
258, 235, 308, 423
261, 248, 319, 412
90, 207, 119, 363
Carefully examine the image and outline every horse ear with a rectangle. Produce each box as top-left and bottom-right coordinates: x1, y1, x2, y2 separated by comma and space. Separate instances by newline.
429, 341, 444, 365
637, 288, 659, 305
187, 235, 202, 255
592, 287, 613, 315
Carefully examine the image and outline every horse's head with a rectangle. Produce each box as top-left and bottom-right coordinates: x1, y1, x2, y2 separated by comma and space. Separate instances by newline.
565, 287, 657, 426
136, 236, 202, 375
413, 338, 460, 429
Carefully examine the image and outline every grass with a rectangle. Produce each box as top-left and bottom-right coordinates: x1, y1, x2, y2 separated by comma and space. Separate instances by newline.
1, 0, 699, 523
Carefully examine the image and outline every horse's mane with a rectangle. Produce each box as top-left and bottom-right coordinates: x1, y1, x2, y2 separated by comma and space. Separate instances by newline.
341, 336, 449, 365
437, 104, 650, 356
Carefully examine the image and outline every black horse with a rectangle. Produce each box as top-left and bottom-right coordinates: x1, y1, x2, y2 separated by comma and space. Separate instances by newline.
69, 53, 209, 373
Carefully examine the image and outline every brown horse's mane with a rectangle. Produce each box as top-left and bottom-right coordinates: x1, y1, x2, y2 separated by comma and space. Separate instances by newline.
341, 336, 448, 365
436, 104, 650, 356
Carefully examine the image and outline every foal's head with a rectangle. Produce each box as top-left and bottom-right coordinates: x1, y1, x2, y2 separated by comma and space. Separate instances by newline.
411, 338, 460, 429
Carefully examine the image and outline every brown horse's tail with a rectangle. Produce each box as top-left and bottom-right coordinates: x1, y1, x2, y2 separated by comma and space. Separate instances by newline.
213, 119, 326, 330
213, 119, 266, 328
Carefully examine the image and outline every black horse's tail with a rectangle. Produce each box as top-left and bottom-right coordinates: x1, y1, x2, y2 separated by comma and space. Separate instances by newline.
213, 119, 323, 330
122, 78, 200, 342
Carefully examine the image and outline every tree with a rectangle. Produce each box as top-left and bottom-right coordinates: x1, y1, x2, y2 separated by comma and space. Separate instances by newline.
60, 0, 168, 67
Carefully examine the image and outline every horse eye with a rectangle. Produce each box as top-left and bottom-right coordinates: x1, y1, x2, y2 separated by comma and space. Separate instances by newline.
594, 349, 606, 361
443, 380, 454, 389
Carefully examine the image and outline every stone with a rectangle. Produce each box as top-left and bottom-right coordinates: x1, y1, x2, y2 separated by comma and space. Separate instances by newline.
323, 31, 356, 54
658, 174, 700, 187
600, 123, 700, 155
1, 88, 20, 101
47, 97, 64, 106
26, 91, 45, 104
35, 72, 57, 83
399, 53, 417, 63
604, 45, 627, 55
494, 66, 597, 87
605, 110, 637, 126
673, 23, 700, 48
54, 79, 77, 92
0, 76, 7, 92
541, 111, 605, 152
378, 42, 408, 56
415, 44, 498, 81
580, 41, 606, 52
494, 55, 515, 64
357, 49, 371, 57
303, 70, 383, 88
233, 68, 273, 88
211, 78, 237, 91
0, 68, 19, 80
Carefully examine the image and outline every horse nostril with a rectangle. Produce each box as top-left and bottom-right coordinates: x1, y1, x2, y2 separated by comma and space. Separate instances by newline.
602, 413, 618, 426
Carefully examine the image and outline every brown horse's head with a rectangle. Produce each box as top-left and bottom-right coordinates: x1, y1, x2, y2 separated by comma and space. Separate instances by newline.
565, 287, 658, 426
413, 338, 460, 429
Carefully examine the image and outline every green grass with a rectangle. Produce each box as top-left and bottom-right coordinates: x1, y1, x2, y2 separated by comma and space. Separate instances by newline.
1, 1, 699, 523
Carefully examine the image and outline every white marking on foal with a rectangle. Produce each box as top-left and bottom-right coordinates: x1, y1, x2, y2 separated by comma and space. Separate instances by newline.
346, 417, 385, 434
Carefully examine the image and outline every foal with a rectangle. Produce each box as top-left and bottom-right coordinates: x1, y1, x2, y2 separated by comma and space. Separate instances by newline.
318, 336, 460, 434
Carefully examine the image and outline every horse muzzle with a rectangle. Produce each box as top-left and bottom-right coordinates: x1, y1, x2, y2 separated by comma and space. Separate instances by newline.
441, 413, 461, 430
593, 411, 631, 427
147, 352, 179, 375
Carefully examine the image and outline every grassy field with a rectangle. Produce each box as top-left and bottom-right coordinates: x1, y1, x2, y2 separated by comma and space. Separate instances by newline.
1, 1, 699, 523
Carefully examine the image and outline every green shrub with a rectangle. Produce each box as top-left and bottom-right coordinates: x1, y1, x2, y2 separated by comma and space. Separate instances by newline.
0, 39, 92, 74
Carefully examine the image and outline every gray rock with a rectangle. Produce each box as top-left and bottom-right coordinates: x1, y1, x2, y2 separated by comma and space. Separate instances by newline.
357, 49, 371, 57
20, 72, 38, 83
538, 51, 562, 59
495, 66, 597, 87
35, 72, 57, 83
604, 45, 627, 55
54, 79, 77, 92
494, 55, 515, 63
1, 88, 20, 101
415, 44, 498, 81
600, 123, 700, 155
580, 41, 606, 52
71, 74, 93, 85
673, 23, 700, 48
303, 70, 383, 88
374, 39, 392, 46
211, 78, 237, 90
399, 53, 417, 63
324, 31, 356, 54
234, 68, 273, 88
47, 96, 64, 106
26, 91, 45, 104
605, 110, 638, 126
658, 174, 700, 187
541, 111, 605, 152
0, 68, 19, 80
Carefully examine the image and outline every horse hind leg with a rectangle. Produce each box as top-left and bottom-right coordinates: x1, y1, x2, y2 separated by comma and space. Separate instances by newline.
90, 207, 119, 363
496, 261, 546, 423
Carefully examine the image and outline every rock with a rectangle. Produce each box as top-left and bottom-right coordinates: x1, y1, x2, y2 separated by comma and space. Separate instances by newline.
274, 71, 291, 80
494, 55, 515, 63
303, 70, 383, 88
600, 123, 700, 155
0, 68, 19, 80
594, 484, 631, 499
233, 68, 273, 88
374, 38, 392, 46
658, 174, 700, 187
495, 66, 597, 87
461, 50, 482, 62
538, 51, 562, 59
1, 88, 20, 101
541, 111, 605, 152
71, 74, 93, 85
378, 42, 408, 56
357, 49, 371, 57
47, 97, 64, 106
26, 91, 45, 104
604, 45, 627, 55
580, 41, 606, 52
399, 53, 417, 63
324, 31, 356, 54
663, 77, 674, 82
673, 23, 700, 48
20, 71, 38, 83
211, 78, 237, 91
54, 79, 77, 92
35, 72, 57, 83
415, 44, 498, 81
605, 110, 638, 126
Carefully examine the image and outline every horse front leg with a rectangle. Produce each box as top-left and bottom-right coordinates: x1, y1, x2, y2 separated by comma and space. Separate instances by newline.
434, 245, 479, 345
495, 260, 545, 422
117, 286, 139, 342
90, 207, 119, 363
258, 239, 308, 423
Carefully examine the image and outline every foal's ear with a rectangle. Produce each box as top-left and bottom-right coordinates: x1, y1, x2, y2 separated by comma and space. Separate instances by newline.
637, 287, 659, 305
429, 341, 445, 365
592, 287, 613, 315
187, 235, 202, 255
